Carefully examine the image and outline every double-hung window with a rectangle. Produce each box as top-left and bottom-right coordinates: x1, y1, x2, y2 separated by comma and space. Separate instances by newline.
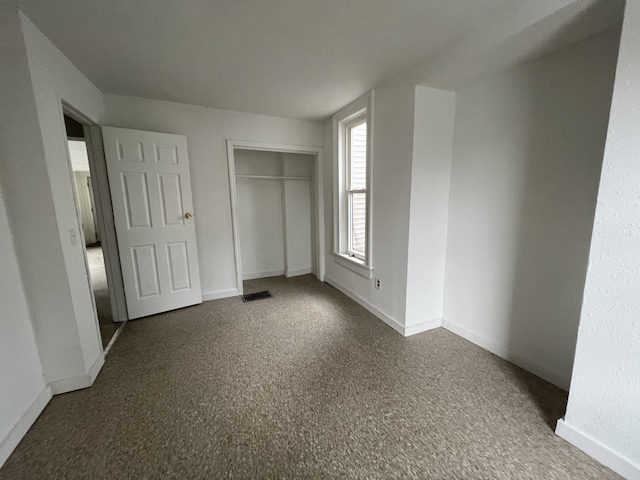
345, 116, 367, 260
333, 92, 373, 278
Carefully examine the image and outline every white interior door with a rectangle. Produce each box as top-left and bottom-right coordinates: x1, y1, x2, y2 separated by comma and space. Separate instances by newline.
102, 127, 202, 319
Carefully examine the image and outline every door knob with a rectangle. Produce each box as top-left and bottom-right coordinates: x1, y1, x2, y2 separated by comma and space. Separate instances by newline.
184, 212, 192, 219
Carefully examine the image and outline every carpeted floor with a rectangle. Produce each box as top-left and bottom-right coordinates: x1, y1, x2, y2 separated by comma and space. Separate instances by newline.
0, 275, 619, 479
86, 245, 118, 348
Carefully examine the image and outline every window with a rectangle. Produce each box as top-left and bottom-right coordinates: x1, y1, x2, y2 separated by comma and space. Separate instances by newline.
333, 92, 373, 278
346, 117, 367, 260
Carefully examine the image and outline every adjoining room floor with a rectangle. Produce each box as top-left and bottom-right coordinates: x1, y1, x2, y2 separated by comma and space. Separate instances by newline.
86, 245, 118, 348
0, 275, 619, 479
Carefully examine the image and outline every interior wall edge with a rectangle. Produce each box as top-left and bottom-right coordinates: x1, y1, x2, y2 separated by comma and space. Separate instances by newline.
49, 351, 105, 395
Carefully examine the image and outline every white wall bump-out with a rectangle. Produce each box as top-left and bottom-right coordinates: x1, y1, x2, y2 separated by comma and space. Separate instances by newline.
404, 85, 455, 330
324, 80, 415, 330
324, 82, 455, 335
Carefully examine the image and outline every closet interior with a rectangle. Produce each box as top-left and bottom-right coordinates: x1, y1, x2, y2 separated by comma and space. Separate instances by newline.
234, 149, 316, 284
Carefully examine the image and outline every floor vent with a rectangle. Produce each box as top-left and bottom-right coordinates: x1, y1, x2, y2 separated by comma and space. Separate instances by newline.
242, 290, 273, 303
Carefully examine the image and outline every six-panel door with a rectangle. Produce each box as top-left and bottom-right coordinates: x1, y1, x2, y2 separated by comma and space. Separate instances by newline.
102, 127, 202, 319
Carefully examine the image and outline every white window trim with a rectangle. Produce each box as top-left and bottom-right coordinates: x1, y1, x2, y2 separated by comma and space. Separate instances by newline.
332, 91, 374, 279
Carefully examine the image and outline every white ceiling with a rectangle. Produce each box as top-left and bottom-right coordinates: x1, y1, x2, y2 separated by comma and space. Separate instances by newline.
18, 0, 622, 121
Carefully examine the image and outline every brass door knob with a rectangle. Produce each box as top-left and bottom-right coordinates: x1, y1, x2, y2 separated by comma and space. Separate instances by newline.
184, 212, 192, 219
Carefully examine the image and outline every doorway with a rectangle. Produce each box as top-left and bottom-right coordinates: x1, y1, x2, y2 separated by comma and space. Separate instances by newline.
63, 112, 127, 350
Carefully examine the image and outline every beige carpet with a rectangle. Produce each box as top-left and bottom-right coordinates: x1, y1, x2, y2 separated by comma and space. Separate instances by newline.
86, 245, 118, 348
0, 275, 619, 479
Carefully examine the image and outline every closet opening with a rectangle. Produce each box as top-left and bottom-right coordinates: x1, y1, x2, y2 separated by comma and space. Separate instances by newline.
226, 141, 325, 295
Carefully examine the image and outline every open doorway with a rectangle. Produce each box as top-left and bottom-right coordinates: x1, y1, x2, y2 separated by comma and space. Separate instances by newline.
63, 113, 122, 349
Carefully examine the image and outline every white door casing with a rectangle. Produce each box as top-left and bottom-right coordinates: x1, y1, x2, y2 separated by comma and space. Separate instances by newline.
102, 127, 202, 319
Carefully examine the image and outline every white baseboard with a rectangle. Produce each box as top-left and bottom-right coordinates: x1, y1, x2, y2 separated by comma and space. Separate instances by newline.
0, 386, 52, 468
103, 321, 127, 356
88, 353, 104, 382
242, 269, 284, 281
202, 288, 239, 302
405, 318, 443, 336
286, 267, 312, 278
556, 419, 640, 479
324, 275, 406, 336
442, 320, 569, 390
49, 353, 105, 395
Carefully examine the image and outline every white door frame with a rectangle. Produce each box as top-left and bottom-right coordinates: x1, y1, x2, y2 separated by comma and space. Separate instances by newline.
226, 139, 325, 294
85, 125, 128, 322
62, 102, 129, 324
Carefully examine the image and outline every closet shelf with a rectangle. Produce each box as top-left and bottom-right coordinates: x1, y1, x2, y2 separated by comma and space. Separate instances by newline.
235, 174, 311, 181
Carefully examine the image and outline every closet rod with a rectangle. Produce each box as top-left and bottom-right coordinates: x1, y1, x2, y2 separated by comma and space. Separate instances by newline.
235, 174, 311, 181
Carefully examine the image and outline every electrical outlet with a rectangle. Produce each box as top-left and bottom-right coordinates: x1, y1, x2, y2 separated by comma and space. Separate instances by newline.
375, 277, 381, 290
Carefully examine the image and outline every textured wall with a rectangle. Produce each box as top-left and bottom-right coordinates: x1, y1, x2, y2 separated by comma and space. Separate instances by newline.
561, 1, 640, 476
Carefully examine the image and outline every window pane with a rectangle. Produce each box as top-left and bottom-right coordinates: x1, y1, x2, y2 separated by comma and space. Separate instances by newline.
349, 121, 367, 190
349, 192, 367, 256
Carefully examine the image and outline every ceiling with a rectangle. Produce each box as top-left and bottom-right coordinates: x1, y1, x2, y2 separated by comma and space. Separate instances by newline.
19, 0, 623, 121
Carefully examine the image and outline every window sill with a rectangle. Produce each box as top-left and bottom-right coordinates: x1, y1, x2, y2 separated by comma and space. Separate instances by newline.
333, 253, 373, 279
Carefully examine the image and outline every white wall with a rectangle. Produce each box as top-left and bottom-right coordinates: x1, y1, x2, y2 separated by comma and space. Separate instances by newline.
103, 94, 323, 297
558, 1, 640, 476
324, 81, 455, 336
323, 80, 416, 333
0, 6, 103, 403
283, 154, 314, 277
237, 177, 285, 278
0, 1, 94, 465
443, 31, 619, 389
404, 86, 455, 331
0, 179, 49, 467
236, 150, 286, 279
18, 13, 105, 384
